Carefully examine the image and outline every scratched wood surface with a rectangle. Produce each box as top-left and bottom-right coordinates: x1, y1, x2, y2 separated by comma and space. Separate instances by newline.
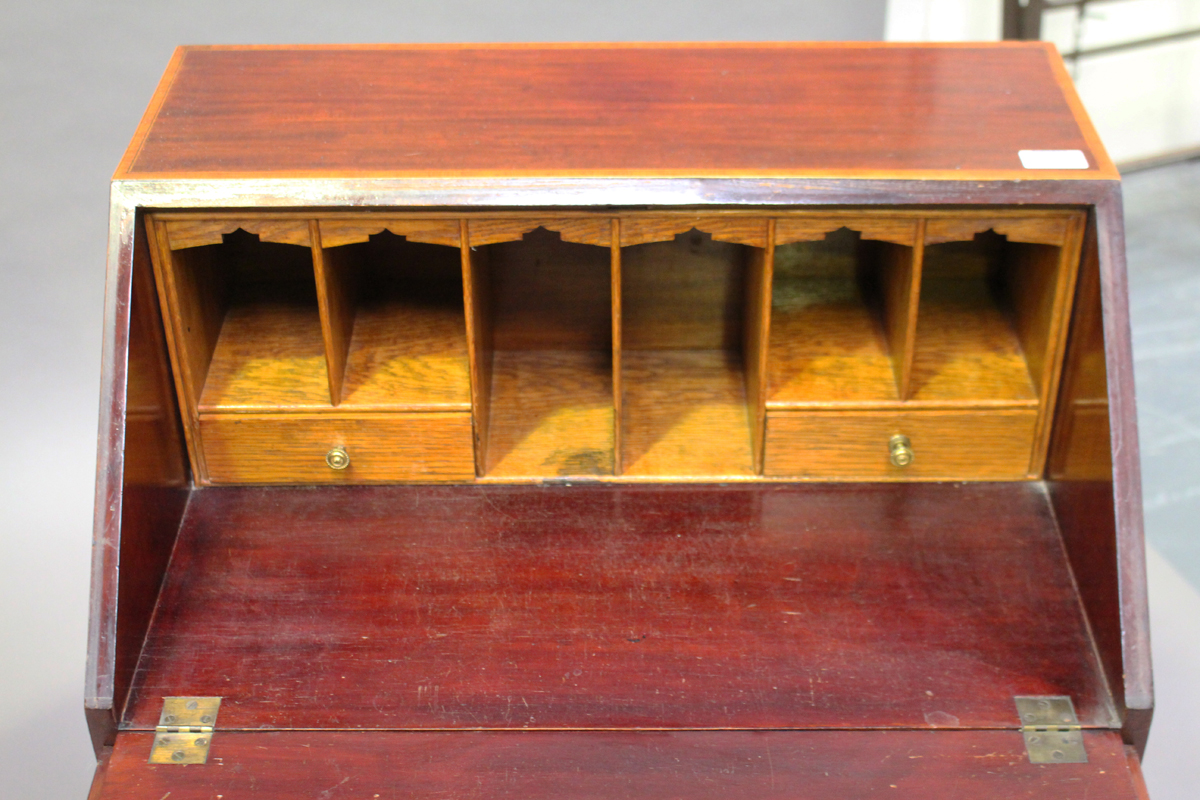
121, 483, 1114, 730
118, 44, 1109, 178
94, 729, 1143, 800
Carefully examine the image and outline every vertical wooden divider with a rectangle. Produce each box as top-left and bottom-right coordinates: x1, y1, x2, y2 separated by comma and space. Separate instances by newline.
145, 217, 208, 483
311, 220, 356, 407
461, 220, 494, 476
742, 220, 775, 475
611, 219, 623, 475
1027, 213, 1087, 476
881, 219, 925, 400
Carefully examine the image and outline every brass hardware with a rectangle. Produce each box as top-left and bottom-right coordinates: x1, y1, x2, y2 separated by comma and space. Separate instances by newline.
149, 697, 221, 764
889, 434, 914, 467
1015, 696, 1087, 764
326, 446, 350, 470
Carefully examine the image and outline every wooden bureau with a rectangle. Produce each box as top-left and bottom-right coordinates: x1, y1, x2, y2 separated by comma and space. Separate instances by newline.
87, 43, 1153, 799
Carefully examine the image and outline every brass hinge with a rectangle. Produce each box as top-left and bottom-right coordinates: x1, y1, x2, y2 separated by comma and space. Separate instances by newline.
149, 697, 221, 764
1015, 695, 1087, 764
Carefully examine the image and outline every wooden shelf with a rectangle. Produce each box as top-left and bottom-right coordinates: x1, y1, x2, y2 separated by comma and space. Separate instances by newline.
486, 350, 614, 478
767, 278, 898, 406
480, 228, 615, 478
317, 233, 471, 411
197, 284, 331, 412
621, 350, 753, 477
909, 278, 1038, 404
338, 297, 471, 411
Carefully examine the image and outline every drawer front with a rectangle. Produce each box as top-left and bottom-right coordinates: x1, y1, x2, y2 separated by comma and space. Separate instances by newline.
199, 413, 476, 484
764, 409, 1038, 480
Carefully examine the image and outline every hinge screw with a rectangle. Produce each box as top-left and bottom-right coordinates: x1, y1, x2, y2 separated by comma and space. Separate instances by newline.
171, 750, 186, 762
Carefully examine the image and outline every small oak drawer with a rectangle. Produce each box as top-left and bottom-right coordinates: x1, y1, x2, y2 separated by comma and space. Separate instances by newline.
198, 413, 476, 484
763, 409, 1038, 480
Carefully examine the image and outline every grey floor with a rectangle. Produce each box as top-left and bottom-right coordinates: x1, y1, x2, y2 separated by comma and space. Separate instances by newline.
1123, 160, 1200, 800
1126, 160, 1200, 589
0, 2, 1196, 798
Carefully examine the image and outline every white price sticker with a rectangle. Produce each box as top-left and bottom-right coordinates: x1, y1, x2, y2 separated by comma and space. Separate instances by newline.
1018, 150, 1089, 170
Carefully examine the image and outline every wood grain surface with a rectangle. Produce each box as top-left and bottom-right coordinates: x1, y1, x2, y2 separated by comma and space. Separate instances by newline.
337, 300, 471, 411
775, 216, 919, 247
311, 222, 355, 405
120, 483, 1114, 730
469, 217, 612, 247
143, 210, 1087, 482
485, 350, 614, 477
620, 216, 769, 248
1046, 213, 1128, 746
117, 43, 1112, 179
462, 237, 493, 474
164, 218, 311, 250
925, 216, 1072, 247
102, 218, 190, 750
763, 409, 1038, 479
94, 729, 1142, 800
742, 238, 773, 473
318, 218, 461, 249
329, 234, 471, 411
199, 413, 475, 484
196, 289, 332, 411
767, 233, 900, 405
1049, 226, 1111, 480
621, 350, 754, 477
621, 232, 747, 351
486, 227, 613, 351
909, 262, 1039, 405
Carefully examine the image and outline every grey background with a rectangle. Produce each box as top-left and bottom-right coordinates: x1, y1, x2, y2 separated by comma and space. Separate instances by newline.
2, 2, 1196, 799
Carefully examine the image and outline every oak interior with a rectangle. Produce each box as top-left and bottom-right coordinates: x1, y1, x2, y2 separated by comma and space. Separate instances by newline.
620, 231, 756, 476
767, 228, 907, 406
320, 232, 470, 411
482, 228, 615, 478
148, 211, 1082, 484
912, 232, 1049, 405
174, 231, 330, 412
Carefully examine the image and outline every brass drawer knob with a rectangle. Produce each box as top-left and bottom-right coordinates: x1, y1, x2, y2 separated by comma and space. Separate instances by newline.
889, 435, 913, 468
326, 446, 350, 470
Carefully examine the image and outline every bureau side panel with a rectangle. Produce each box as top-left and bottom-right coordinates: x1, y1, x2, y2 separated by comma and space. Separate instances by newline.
87, 207, 190, 754
1048, 200, 1152, 753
